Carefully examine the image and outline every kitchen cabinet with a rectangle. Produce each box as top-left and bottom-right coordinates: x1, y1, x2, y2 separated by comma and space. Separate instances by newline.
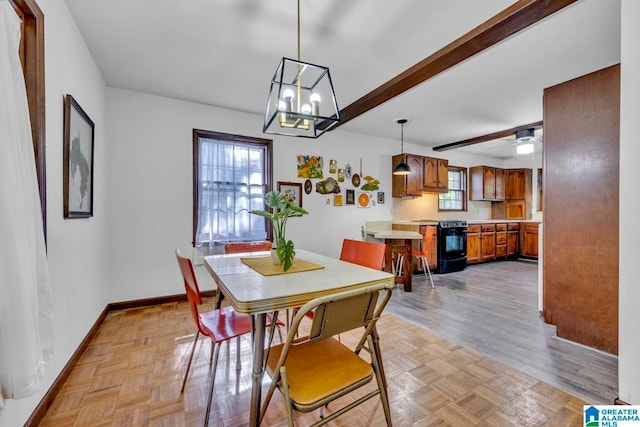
423, 157, 449, 193
507, 223, 519, 256
481, 224, 496, 261
520, 222, 540, 258
466, 225, 481, 264
491, 168, 533, 220
392, 154, 424, 197
495, 223, 507, 258
470, 166, 505, 201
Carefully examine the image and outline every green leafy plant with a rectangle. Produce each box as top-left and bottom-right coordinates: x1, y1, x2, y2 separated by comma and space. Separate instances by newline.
250, 190, 308, 271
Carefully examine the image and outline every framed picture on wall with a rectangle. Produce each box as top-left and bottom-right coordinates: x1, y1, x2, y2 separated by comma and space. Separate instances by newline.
346, 189, 355, 205
63, 94, 95, 219
278, 181, 303, 208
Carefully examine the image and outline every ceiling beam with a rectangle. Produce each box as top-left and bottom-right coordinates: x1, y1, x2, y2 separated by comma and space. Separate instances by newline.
328, 0, 577, 130
432, 121, 543, 151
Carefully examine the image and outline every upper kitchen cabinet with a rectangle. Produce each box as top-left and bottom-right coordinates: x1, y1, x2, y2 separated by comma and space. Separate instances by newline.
392, 154, 424, 197
492, 168, 533, 220
423, 157, 449, 193
470, 166, 505, 201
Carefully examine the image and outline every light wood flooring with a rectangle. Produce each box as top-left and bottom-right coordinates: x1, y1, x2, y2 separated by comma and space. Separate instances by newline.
386, 260, 618, 405
38, 270, 594, 426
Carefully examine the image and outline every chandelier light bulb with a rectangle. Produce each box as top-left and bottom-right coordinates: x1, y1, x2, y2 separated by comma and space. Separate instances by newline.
282, 88, 295, 101
301, 104, 311, 114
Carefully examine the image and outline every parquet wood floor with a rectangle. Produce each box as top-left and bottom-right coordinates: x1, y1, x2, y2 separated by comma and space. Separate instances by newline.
39, 293, 588, 426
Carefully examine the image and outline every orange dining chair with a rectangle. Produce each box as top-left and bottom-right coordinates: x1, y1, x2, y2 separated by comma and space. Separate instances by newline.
176, 249, 276, 426
411, 225, 436, 288
339, 238, 386, 270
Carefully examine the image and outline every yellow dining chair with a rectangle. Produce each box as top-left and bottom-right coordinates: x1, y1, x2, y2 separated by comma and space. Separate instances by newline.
259, 282, 394, 426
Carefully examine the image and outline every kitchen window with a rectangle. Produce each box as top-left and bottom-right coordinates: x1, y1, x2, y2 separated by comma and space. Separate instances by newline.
193, 129, 273, 251
438, 166, 467, 211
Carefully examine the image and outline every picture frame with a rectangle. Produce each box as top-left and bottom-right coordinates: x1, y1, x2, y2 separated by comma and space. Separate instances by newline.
346, 189, 355, 205
63, 94, 95, 218
333, 194, 343, 206
377, 191, 385, 204
278, 181, 303, 208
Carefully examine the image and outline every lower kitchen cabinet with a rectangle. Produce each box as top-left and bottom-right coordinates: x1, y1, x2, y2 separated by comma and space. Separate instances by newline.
521, 222, 540, 258
480, 224, 496, 261
495, 223, 507, 258
467, 225, 481, 264
507, 223, 520, 256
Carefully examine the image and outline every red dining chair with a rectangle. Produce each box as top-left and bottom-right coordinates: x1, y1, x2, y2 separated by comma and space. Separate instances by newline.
411, 225, 436, 288
176, 249, 275, 426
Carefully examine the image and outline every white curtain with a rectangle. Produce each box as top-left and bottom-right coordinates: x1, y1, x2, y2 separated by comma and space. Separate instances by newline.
0, 0, 54, 405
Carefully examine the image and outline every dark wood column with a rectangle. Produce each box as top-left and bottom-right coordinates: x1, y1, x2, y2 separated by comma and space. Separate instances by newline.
543, 64, 620, 354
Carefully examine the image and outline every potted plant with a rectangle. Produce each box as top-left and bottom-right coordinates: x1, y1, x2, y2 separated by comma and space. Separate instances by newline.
250, 190, 308, 271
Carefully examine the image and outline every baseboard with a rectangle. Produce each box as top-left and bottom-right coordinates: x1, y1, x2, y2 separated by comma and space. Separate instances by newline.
25, 290, 216, 426
615, 397, 631, 405
24, 305, 109, 426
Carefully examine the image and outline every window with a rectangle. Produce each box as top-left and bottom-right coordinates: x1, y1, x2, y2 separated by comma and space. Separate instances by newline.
193, 129, 273, 248
438, 166, 467, 211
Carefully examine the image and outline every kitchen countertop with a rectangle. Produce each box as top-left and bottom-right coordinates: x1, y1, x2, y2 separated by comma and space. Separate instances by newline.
393, 219, 541, 226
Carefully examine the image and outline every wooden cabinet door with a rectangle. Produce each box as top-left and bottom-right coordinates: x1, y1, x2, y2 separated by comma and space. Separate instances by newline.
480, 224, 496, 261
423, 157, 437, 189
406, 154, 424, 196
392, 154, 424, 197
507, 169, 526, 200
508, 230, 519, 256
505, 201, 526, 219
495, 168, 506, 200
466, 228, 481, 264
437, 159, 449, 190
482, 168, 496, 199
521, 223, 539, 258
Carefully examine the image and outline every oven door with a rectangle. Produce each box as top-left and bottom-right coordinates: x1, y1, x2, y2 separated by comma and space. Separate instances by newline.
438, 227, 467, 260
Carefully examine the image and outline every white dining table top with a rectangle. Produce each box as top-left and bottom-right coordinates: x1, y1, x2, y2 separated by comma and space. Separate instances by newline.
204, 249, 394, 315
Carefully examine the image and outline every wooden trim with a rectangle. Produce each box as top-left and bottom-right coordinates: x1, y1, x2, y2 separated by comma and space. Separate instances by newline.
25, 291, 217, 426
614, 397, 631, 405
12, 0, 47, 239
192, 129, 274, 245
433, 121, 544, 152
329, 0, 576, 130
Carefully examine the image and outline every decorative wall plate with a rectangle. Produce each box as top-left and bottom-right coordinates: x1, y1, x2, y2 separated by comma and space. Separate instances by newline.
304, 179, 312, 194
357, 192, 370, 208
344, 164, 352, 179
351, 173, 361, 187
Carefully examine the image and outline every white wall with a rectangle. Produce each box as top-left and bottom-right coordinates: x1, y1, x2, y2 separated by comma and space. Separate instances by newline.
619, 0, 640, 404
0, 0, 109, 425
106, 88, 398, 301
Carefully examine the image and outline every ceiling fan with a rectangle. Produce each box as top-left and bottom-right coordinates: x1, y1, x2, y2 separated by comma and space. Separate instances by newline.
487, 128, 542, 158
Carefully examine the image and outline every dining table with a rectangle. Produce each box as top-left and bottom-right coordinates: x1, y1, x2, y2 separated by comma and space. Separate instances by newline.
204, 248, 394, 427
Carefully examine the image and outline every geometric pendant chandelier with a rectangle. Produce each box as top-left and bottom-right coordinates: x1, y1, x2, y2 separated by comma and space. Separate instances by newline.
263, 0, 340, 138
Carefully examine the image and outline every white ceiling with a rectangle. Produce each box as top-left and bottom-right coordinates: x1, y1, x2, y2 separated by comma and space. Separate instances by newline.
63, 0, 620, 159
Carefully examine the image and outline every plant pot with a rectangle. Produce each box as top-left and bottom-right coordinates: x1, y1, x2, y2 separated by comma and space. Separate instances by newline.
271, 249, 280, 264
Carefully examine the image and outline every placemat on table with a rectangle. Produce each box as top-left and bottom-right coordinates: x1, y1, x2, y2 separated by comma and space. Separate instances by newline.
240, 256, 324, 276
